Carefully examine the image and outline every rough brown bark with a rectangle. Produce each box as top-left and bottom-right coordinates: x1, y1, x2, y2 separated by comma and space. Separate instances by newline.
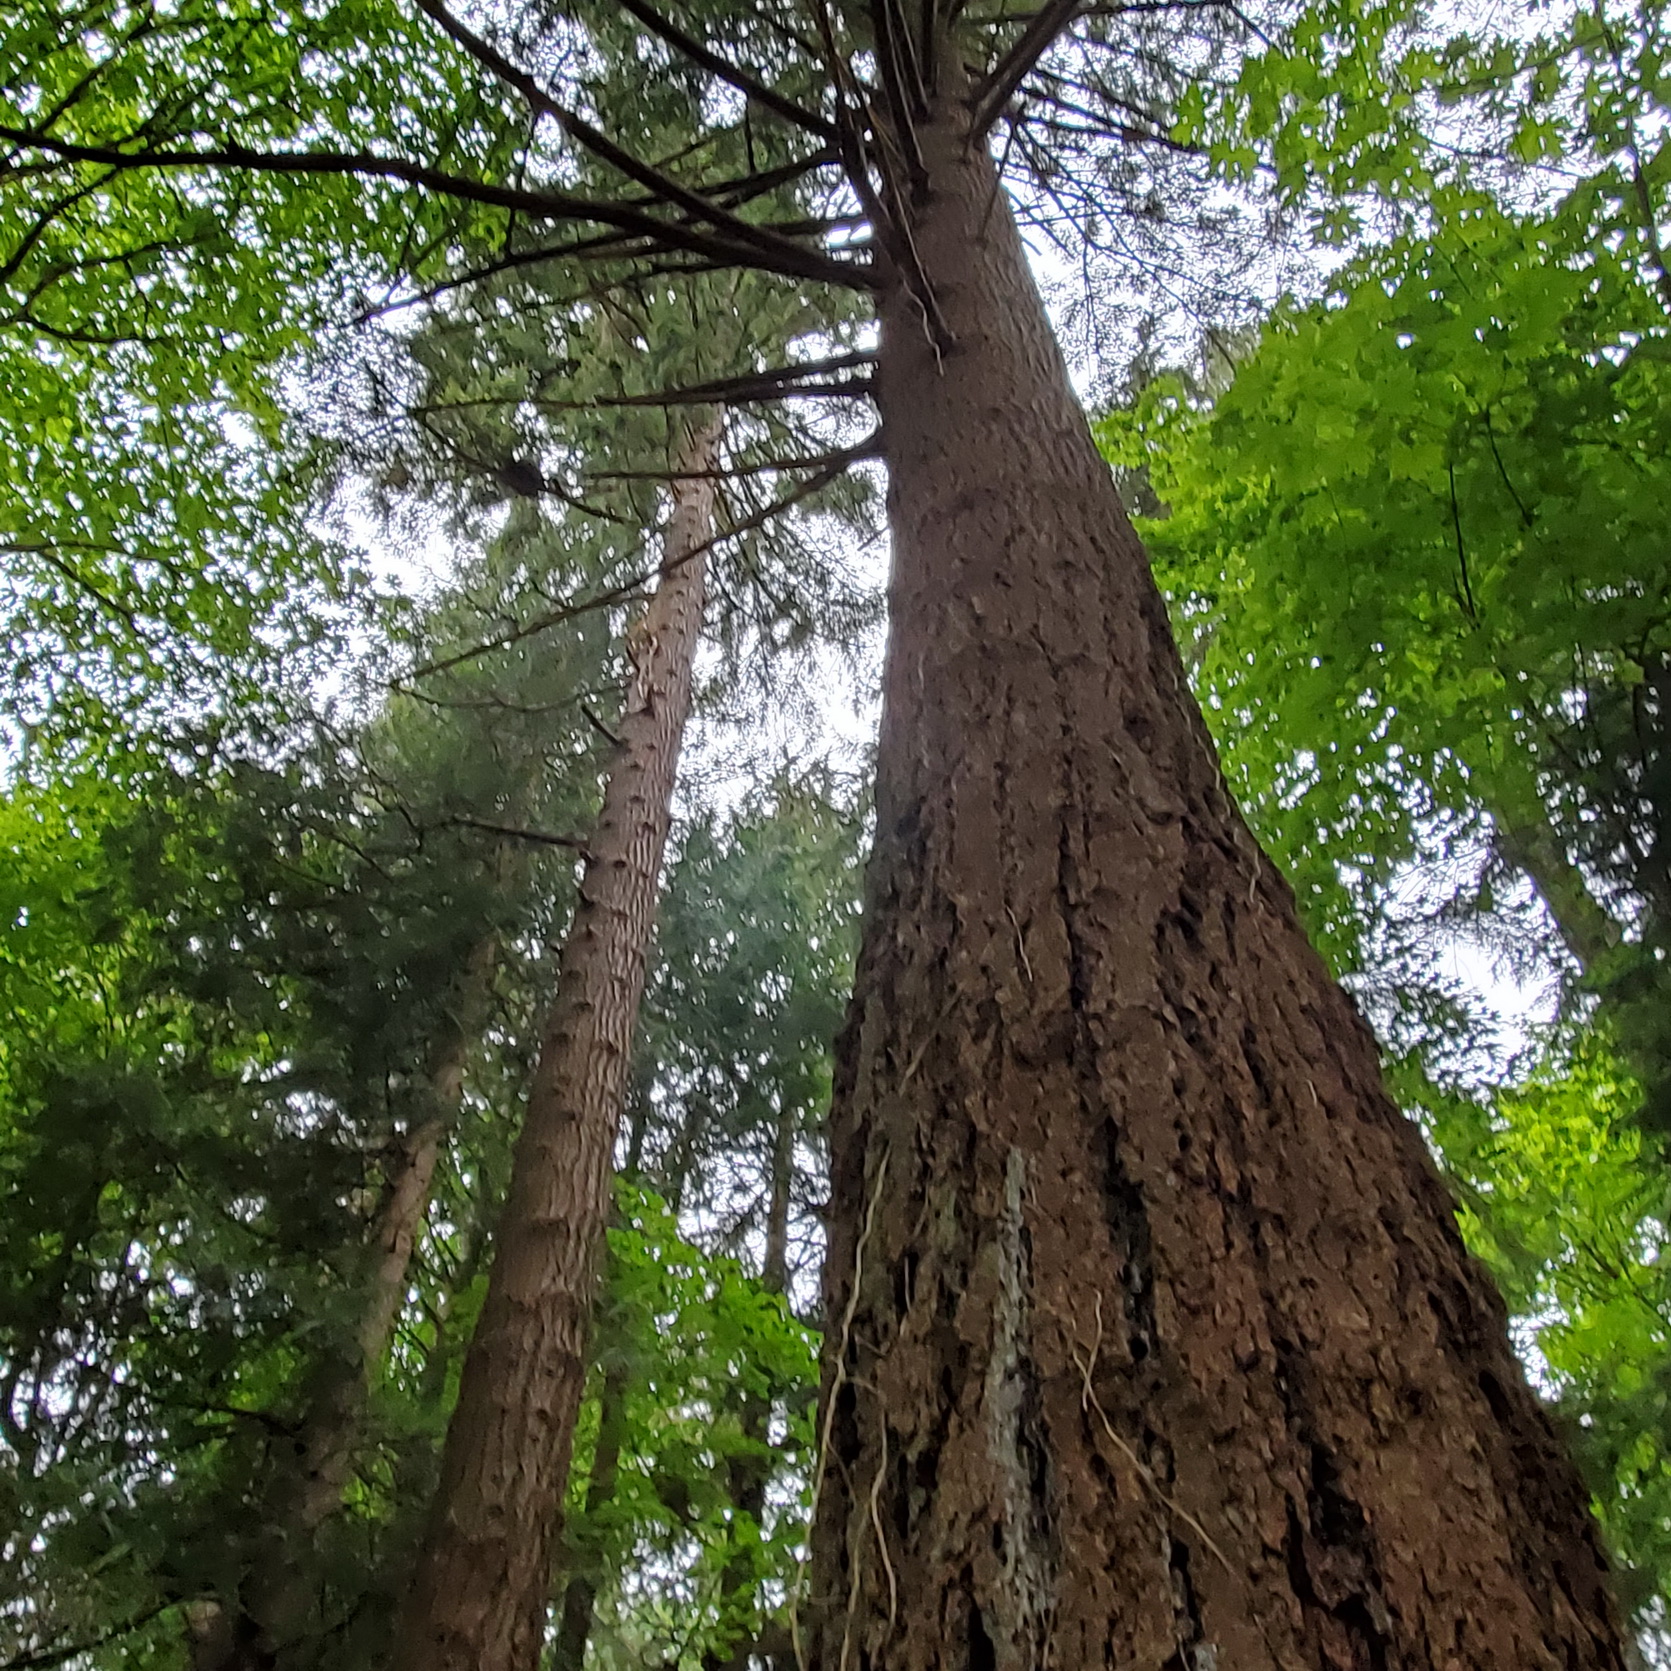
391, 413, 723, 1671
804, 100, 1627, 1671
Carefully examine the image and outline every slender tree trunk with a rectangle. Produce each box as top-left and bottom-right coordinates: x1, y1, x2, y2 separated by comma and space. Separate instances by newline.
192, 934, 497, 1671
285, 934, 498, 1537
700, 1100, 799, 1671
761, 1097, 794, 1296
549, 1355, 633, 1671
804, 100, 1626, 1671
392, 413, 723, 1671
656, 1091, 710, 1215
1488, 797, 1620, 974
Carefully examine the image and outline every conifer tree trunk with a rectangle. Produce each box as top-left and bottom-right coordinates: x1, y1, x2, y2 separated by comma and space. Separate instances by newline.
549, 1355, 632, 1671
190, 934, 497, 1671
284, 933, 499, 1534
804, 99, 1627, 1671
392, 413, 723, 1671
761, 1099, 794, 1296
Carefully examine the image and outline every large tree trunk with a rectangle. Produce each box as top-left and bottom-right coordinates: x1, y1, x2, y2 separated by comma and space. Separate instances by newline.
803, 100, 1626, 1671
392, 413, 723, 1671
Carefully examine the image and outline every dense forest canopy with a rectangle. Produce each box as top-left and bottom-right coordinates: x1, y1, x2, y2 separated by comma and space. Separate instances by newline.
2, 0, 1667, 1666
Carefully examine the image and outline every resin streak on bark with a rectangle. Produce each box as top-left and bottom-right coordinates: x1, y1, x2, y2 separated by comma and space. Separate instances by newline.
393, 417, 721, 1671
806, 110, 1625, 1671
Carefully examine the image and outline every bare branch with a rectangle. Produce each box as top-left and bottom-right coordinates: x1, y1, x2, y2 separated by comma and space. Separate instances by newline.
870, 0, 929, 151
410, 0, 848, 284
0, 123, 875, 291
1021, 79, 1203, 156
585, 433, 881, 481
351, 148, 846, 319
405, 445, 871, 680
970, 0, 1081, 138
441, 815, 591, 852
536, 351, 878, 409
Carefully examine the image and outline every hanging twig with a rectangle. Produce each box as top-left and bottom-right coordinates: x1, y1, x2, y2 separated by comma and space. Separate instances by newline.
1074, 1294, 1235, 1577
791, 1147, 892, 1671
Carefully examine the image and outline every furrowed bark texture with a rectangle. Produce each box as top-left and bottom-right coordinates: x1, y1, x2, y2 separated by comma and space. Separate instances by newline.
804, 109, 1626, 1671
393, 415, 722, 1671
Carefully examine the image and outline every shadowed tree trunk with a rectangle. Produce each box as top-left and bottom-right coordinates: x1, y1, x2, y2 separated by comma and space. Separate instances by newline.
392, 412, 723, 1671
283, 934, 499, 1532
190, 933, 498, 1671
804, 95, 1627, 1671
1489, 798, 1621, 975
548, 1353, 633, 1671
761, 1097, 794, 1296
699, 1097, 798, 1671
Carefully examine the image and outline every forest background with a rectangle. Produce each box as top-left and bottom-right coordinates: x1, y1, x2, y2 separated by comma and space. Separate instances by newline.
1, 0, 1668, 1663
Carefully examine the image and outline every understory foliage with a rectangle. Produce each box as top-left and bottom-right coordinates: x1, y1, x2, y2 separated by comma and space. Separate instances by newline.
0, 713, 858, 1665
566, 1186, 818, 1671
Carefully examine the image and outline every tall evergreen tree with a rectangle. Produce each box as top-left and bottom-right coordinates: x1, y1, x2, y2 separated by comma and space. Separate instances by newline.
394, 409, 723, 1669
